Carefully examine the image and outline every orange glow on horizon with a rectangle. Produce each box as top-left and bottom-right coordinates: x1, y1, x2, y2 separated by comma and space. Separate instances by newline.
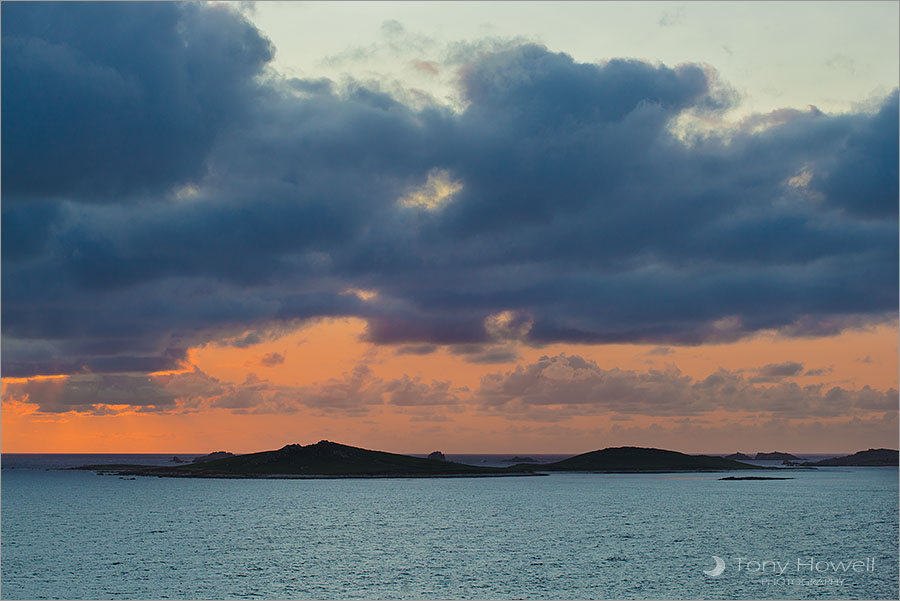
2, 319, 897, 454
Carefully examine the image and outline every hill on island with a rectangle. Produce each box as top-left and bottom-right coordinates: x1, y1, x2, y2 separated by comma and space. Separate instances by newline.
725, 452, 752, 460
802, 448, 898, 466
526, 446, 762, 472
130, 441, 531, 478
754, 451, 801, 461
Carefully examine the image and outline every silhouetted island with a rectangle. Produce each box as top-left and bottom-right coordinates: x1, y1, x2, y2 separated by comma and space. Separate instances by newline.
801, 448, 898, 466
502, 456, 537, 463
754, 451, 801, 461
526, 447, 762, 473
79, 441, 542, 478
719, 476, 793, 480
724, 452, 752, 460
74, 442, 764, 478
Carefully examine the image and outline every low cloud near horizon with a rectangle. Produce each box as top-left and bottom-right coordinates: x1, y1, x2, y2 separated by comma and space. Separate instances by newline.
4, 355, 895, 428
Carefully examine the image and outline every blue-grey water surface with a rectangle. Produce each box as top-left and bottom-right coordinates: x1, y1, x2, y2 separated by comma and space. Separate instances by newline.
1, 457, 896, 599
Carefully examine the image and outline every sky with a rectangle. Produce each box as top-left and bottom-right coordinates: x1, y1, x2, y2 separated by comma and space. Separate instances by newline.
2, 1, 898, 454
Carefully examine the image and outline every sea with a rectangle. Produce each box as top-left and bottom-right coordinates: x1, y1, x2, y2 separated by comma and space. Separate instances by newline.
1, 453, 897, 600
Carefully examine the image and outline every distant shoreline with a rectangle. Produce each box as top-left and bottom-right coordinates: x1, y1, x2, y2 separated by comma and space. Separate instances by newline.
62, 441, 785, 479
0, 451, 863, 456
7, 445, 895, 477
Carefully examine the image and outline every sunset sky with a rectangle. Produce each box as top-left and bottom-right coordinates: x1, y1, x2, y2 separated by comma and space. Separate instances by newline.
2, 1, 897, 454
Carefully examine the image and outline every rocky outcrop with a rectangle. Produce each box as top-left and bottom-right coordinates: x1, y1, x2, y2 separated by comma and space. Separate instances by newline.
192, 451, 235, 463
754, 452, 801, 461
724, 452, 752, 460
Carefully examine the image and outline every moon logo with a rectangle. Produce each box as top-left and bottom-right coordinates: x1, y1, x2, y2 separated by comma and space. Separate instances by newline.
703, 555, 726, 577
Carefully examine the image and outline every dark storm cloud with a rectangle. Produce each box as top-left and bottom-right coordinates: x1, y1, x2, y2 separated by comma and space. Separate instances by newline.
3, 373, 177, 413
1, 354, 186, 379
810, 90, 899, 218
2, 3, 897, 381
1, 1, 272, 199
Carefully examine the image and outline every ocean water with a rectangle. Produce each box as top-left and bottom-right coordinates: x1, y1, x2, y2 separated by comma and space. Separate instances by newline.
1, 456, 896, 600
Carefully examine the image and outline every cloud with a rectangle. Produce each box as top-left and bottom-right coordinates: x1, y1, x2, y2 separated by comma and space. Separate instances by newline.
322, 19, 438, 67
1, 336, 188, 378
4, 351, 889, 425
448, 343, 521, 364
462, 346, 521, 365
810, 90, 898, 218
644, 347, 674, 356
658, 6, 686, 27
296, 364, 384, 413
2, 2, 897, 379
411, 60, 439, 75
4, 362, 463, 416
3, 374, 177, 414
749, 361, 804, 383
383, 376, 459, 406
235, 365, 460, 414
803, 366, 833, 376
474, 354, 897, 419
394, 344, 439, 356
1, 2, 272, 199
260, 352, 285, 367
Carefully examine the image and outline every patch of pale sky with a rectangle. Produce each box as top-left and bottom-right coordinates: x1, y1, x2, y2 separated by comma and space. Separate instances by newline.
398, 168, 463, 210
247, 1, 898, 121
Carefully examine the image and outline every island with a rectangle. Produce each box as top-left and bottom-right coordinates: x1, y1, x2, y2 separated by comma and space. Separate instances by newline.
527, 446, 764, 473
77, 441, 543, 478
801, 448, 898, 466
74, 442, 766, 479
724, 452, 752, 460
754, 451, 801, 461
502, 456, 538, 463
